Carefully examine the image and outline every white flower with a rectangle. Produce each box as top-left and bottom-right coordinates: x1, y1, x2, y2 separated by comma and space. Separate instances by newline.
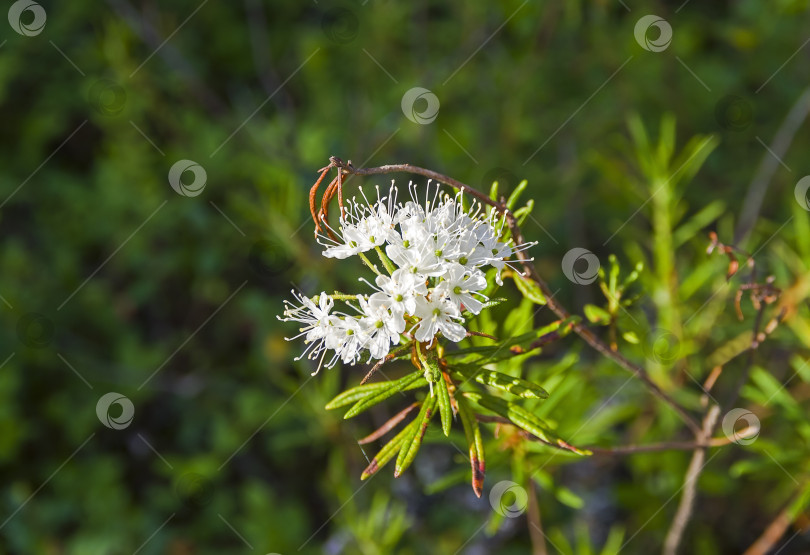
435, 263, 488, 314
412, 294, 467, 344
281, 179, 537, 371
357, 295, 403, 360
279, 291, 333, 340
367, 268, 427, 317
278, 291, 340, 373
330, 316, 366, 366
452, 231, 493, 270
320, 225, 366, 259
386, 240, 444, 277
319, 186, 397, 258
483, 237, 514, 285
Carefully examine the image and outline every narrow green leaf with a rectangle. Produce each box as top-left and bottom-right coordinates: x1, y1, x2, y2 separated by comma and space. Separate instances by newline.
343, 371, 425, 419
608, 254, 620, 294
672, 199, 725, 248
360, 419, 417, 480
584, 304, 611, 325
472, 369, 549, 399
622, 331, 640, 344
506, 179, 528, 210
465, 392, 590, 456
622, 261, 644, 288
599, 525, 626, 555
435, 373, 453, 436
512, 272, 547, 305
513, 199, 534, 226
555, 486, 584, 509
475, 297, 508, 311
456, 394, 485, 497
445, 316, 580, 364
326, 381, 396, 410
394, 394, 437, 476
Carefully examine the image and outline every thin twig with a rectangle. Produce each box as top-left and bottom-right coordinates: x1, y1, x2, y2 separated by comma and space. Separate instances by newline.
357, 402, 419, 445
664, 300, 772, 555
466, 330, 499, 341
663, 405, 721, 555
735, 86, 810, 244
725, 304, 767, 409
360, 350, 398, 385
527, 479, 548, 555
587, 432, 748, 454
742, 480, 810, 555
474, 414, 748, 454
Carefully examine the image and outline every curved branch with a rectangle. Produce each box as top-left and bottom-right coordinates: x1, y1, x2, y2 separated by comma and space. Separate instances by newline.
663, 405, 721, 555
475, 414, 744, 455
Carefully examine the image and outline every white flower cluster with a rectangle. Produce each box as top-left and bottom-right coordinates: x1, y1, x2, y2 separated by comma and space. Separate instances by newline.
279, 182, 534, 374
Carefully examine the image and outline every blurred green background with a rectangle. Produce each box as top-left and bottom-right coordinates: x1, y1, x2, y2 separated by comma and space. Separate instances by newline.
2, 0, 810, 553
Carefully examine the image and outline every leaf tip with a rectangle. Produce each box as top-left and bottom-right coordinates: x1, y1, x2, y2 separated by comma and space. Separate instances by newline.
471, 455, 485, 498
557, 439, 591, 456
361, 459, 379, 480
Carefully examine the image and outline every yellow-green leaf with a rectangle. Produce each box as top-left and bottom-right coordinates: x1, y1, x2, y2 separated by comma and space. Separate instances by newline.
512, 272, 546, 305
394, 394, 437, 476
